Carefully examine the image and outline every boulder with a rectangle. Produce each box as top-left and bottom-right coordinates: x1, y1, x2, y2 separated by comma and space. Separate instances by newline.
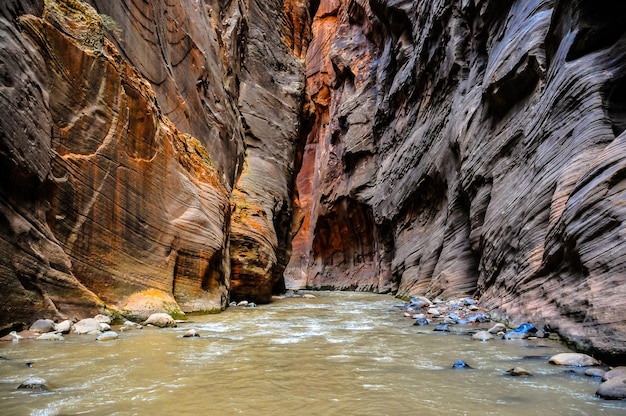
143, 313, 177, 328
74, 318, 102, 335
548, 353, 600, 367
503, 323, 537, 340
17, 377, 49, 391
488, 323, 507, 334
94, 314, 112, 324
602, 366, 626, 381
29, 319, 55, 333
596, 375, 626, 400
54, 320, 72, 334
472, 331, 494, 341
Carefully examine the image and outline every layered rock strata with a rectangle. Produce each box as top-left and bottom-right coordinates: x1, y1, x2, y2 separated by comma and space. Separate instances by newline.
287, 0, 626, 361
0, 0, 305, 329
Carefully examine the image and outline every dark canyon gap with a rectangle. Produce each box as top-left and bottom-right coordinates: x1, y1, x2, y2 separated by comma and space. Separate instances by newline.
1, 0, 625, 361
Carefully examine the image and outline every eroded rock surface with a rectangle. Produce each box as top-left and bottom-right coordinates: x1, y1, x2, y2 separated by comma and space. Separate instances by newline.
286, 0, 626, 360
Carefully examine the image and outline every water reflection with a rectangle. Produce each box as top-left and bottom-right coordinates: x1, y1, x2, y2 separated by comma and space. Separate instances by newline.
1, 292, 625, 415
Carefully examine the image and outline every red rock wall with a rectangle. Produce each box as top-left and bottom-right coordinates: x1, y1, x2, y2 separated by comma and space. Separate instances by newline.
288, 0, 626, 360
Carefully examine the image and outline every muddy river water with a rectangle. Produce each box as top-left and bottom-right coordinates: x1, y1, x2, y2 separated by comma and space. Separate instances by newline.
1, 292, 625, 415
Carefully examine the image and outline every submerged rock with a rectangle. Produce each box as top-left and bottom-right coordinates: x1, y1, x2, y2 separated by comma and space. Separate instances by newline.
96, 331, 119, 341
506, 367, 533, 377
585, 368, 606, 378
452, 360, 473, 369
36, 333, 64, 341
183, 329, 200, 338
414, 317, 429, 326
548, 353, 600, 367
17, 377, 49, 391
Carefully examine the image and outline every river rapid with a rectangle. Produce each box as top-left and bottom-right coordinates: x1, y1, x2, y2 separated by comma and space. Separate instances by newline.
1, 292, 625, 415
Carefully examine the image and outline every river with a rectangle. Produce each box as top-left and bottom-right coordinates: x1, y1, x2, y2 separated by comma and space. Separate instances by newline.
1, 292, 624, 415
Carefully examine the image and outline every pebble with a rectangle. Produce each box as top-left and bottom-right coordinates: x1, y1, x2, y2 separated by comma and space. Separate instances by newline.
548, 353, 600, 367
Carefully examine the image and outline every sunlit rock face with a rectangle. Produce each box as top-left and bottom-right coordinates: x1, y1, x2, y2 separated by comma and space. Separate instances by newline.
0, 0, 305, 327
287, 0, 626, 360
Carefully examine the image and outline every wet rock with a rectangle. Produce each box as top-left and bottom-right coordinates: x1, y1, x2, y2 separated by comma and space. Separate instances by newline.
488, 323, 507, 334
183, 329, 200, 338
409, 297, 432, 309
596, 375, 626, 400
452, 360, 473, 369
602, 367, 626, 381
472, 331, 494, 341
29, 319, 55, 333
17, 377, 48, 391
36, 333, 64, 341
74, 318, 102, 335
503, 323, 537, 340
413, 317, 429, 326
96, 331, 119, 341
143, 313, 177, 328
99, 323, 111, 332
506, 367, 533, 376
54, 320, 72, 334
448, 313, 462, 323
467, 313, 490, 324
237, 301, 249, 307
302, 294, 317, 299
585, 368, 606, 378
427, 308, 440, 316
94, 314, 112, 324
468, 305, 479, 311
434, 324, 450, 332
548, 353, 600, 367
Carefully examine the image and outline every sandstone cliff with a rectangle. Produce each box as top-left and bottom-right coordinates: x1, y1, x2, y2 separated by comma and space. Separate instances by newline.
0, 0, 305, 329
287, 0, 626, 361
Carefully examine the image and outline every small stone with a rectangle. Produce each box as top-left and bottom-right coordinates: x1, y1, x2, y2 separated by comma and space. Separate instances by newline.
506, 367, 533, 376
413, 317, 429, 326
302, 294, 316, 299
434, 324, 449, 332
602, 367, 626, 381
18, 377, 48, 391
488, 323, 507, 334
94, 314, 112, 324
183, 329, 200, 338
29, 319, 55, 333
143, 313, 177, 328
472, 331, 494, 341
585, 368, 606, 378
54, 320, 72, 334
548, 353, 600, 367
452, 360, 473, 369
237, 300, 249, 307
96, 331, 119, 341
229, 301, 237, 307
36, 333, 64, 341
596, 375, 626, 400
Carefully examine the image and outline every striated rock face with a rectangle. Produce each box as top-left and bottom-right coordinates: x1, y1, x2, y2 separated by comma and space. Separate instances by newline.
0, 0, 305, 328
287, 0, 626, 361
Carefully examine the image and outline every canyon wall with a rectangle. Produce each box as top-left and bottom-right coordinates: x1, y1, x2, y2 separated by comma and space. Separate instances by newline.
0, 0, 305, 330
286, 0, 626, 360
2, 0, 626, 361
